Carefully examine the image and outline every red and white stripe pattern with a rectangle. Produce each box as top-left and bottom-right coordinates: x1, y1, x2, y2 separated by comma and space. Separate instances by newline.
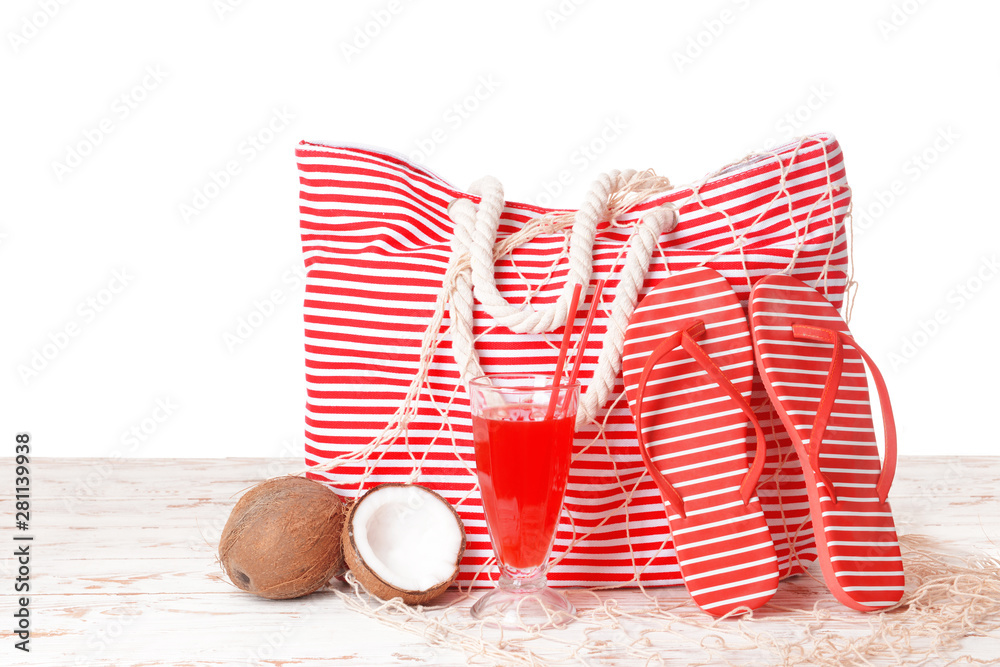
621, 268, 779, 614
749, 275, 904, 610
297, 135, 851, 587
752, 385, 816, 580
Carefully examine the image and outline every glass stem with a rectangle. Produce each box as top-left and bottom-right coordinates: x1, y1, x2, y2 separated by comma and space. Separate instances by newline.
498, 565, 547, 593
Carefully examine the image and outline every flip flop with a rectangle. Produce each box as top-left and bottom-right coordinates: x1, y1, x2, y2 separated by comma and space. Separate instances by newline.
749, 274, 904, 611
622, 267, 780, 616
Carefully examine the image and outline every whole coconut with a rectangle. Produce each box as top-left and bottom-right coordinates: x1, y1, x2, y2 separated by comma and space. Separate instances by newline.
219, 476, 346, 599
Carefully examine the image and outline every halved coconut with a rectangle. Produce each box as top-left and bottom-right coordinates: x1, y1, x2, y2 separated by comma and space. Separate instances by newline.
342, 483, 465, 605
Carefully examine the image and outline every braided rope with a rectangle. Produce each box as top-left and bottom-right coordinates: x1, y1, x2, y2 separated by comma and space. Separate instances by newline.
447, 171, 678, 427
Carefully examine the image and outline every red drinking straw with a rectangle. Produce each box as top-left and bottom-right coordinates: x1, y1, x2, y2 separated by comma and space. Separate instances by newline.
546, 282, 583, 421
567, 279, 606, 388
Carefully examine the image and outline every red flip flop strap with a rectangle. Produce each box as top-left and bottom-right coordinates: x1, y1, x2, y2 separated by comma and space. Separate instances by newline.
841, 332, 897, 502
792, 325, 897, 504
679, 327, 768, 506
791, 324, 843, 503
635, 330, 687, 516
634, 320, 767, 518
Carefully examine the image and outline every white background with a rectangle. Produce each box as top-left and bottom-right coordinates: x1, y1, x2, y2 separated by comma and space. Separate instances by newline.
3, 0, 998, 458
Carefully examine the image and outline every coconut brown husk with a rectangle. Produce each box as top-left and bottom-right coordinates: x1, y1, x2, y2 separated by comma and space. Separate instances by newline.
342, 483, 466, 606
219, 475, 346, 600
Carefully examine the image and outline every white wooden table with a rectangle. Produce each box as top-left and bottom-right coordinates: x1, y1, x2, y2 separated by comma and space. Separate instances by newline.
2, 457, 999, 666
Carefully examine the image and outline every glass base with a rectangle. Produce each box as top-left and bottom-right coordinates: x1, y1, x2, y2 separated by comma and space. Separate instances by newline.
471, 573, 575, 630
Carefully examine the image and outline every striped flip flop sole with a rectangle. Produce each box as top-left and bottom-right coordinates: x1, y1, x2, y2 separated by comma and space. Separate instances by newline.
749, 274, 904, 611
623, 267, 780, 616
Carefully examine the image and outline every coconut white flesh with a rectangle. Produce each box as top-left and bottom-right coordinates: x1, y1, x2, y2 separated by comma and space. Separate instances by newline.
352, 485, 462, 593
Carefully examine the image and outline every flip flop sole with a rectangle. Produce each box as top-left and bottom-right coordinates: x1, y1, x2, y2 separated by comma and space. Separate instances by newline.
623, 267, 780, 616
749, 275, 904, 611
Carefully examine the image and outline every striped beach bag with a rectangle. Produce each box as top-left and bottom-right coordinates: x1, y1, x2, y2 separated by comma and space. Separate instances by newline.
298, 134, 852, 588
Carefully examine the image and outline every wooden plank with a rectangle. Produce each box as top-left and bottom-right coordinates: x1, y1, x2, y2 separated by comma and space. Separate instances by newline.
12, 591, 466, 666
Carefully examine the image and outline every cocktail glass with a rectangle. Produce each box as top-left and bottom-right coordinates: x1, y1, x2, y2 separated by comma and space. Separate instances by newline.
469, 373, 579, 628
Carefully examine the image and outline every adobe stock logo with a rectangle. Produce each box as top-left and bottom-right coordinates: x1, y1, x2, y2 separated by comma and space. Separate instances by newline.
409, 76, 501, 164
223, 262, 306, 352
178, 107, 295, 223
544, 0, 589, 30
7, 0, 71, 53
854, 127, 959, 238
62, 397, 180, 514
877, 0, 930, 40
887, 254, 999, 371
339, 0, 411, 63
51, 65, 168, 182
17, 268, 134, 385
534, 117, 627, 207
750, 84, 835, 155
212, 0, 247, 20
672, 0, 753, 73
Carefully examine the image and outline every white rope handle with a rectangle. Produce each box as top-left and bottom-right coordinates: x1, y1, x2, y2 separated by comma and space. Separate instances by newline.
450, 170, 621, 334
447, 171, 677, 427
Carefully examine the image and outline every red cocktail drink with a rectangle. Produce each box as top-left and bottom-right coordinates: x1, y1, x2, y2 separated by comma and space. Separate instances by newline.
468, 374, 579, 627
472, 408, 574, 570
